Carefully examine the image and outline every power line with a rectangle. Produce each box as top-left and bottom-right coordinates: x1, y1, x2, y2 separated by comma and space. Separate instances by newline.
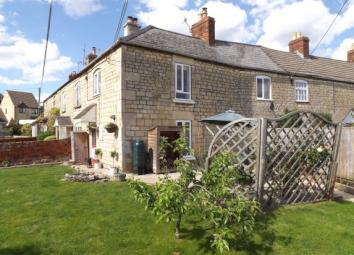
113, 0, 128, 42
290, 0, 349, 79
38, 0, 54, 107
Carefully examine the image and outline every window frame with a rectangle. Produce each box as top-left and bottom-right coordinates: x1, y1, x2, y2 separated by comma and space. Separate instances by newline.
93, 69, 101, 96
175, 63, 192, 101
74, 82, 81, 107
256, 76, 272, 101
19, 107, 26, 113
176, 120, 192, 149
294, 79, 309, 102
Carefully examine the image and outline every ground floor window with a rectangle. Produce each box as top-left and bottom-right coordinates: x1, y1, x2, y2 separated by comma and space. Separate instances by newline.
176, 120, 192, 149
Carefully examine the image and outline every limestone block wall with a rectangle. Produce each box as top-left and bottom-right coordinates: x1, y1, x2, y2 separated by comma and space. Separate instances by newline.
43, 48, 123, 170
120, 45, 354, 171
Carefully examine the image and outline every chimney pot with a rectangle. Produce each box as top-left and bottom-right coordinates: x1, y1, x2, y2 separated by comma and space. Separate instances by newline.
347, 43, 354, 63
289, 32, 310, 58
124, 16, 140, 37
191, 8, 215, 46
85, 46, 98, 65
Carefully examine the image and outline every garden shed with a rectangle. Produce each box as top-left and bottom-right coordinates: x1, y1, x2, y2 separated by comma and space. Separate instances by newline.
147, 126, 182, 174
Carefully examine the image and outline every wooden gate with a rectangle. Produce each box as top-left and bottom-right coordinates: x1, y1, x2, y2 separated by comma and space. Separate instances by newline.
71, 132, 89, 164
206, 111, 342, 206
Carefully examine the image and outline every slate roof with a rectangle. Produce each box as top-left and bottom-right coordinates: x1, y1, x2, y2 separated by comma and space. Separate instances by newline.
45, 26, 354, 102
55, 116, 72, 126
122, 26, 354, 83
122, 26, 283, 73
0, 109, 7, 123
6, 90, 38, 108
262, 47, 354, 83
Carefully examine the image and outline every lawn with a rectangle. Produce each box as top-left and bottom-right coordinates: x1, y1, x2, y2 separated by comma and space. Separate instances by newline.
0, 166, 354, 255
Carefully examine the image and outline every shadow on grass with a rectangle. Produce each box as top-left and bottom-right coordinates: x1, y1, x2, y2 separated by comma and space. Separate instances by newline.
0, 246, 41, 255
180, 210, 292, 254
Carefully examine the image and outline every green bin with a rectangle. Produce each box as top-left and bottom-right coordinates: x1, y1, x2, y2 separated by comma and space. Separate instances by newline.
132, 140, 146, 175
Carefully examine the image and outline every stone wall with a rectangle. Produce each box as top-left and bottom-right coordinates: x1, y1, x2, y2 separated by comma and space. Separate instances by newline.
120, 45, 354, 171
43, 48, 123, 169
0, 138, 71, 166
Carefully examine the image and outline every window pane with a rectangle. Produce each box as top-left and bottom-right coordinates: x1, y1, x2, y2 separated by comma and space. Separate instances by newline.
183, 66, 190, 93
176, 65, 182, 91
256, 78, 263, 98
176, 92, 189, 99
264, 78, 270, 99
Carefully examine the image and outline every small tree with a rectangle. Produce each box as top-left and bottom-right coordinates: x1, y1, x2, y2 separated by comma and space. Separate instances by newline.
47, 107, 60, 134
129, 138, 260, 253
130, 135, 198, 239
7, 120, 21, 136
110, 150, 118, 168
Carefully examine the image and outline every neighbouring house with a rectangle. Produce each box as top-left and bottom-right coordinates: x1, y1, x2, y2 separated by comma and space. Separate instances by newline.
0, 90, 39, 125
44, 8, 354, 172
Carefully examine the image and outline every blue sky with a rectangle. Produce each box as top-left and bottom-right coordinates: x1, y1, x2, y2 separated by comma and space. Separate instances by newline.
0, 0, 353, 101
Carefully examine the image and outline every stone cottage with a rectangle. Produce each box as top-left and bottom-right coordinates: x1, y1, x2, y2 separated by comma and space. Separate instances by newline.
0, 90, 39, 125
44, 8, 354, 172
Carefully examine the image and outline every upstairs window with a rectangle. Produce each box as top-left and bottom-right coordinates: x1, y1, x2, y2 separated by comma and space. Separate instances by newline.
19, 107, 26, 113
294, 80, 309, 102
175, 63, 191, 100
256, 76, 272, 100
32, 109, 38, 114
61, 92, 66, 113
93, 69, 101, 96
74, 82, 81, 107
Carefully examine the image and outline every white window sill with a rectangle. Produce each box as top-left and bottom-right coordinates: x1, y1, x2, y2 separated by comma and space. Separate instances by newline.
296, 100, 309, 103
173, 99, 195, 105
256, 98, 273, 102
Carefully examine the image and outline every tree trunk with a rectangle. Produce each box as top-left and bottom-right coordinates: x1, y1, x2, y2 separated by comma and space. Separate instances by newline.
175, 213, 182, 239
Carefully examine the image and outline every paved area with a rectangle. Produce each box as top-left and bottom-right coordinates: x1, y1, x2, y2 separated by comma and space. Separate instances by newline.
334, 189, 354, 203
126, 172, 180, 184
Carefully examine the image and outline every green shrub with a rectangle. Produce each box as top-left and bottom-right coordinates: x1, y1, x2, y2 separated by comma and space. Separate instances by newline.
43, 135, 56, 141
1, 160, 11, 167
37, 131, 54, 141
21, 124, 32, 136
7, 120, 22, 136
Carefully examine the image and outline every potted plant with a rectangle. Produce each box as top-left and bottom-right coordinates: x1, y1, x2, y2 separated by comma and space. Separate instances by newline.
105, 122, 118, 133
94, 148, 103, 169
109, 150, 119, 176
88, 122, 97, 131
116, 168, 126, 182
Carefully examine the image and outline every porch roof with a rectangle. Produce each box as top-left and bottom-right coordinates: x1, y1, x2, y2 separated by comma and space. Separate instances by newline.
73, 104, 96, 122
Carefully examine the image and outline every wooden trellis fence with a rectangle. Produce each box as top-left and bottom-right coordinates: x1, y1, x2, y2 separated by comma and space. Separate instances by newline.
205, 111, 342, 206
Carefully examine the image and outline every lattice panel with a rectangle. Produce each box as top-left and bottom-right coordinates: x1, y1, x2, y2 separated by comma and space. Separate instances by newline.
206, 119, 260, 196
261, 112, 338, 205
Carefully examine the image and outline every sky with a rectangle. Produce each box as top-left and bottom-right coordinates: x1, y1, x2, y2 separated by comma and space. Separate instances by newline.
0, 0, 354, 101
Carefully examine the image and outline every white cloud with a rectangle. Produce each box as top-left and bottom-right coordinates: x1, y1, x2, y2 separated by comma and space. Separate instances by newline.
255, 0, 354, 55
331, 38, 354, 60
137, 0, 255, 42
56, 0, 104, 18
0, 11, 74, 86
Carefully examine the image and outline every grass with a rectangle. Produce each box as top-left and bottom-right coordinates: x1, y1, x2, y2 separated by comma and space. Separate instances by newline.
0, 166, 353, 255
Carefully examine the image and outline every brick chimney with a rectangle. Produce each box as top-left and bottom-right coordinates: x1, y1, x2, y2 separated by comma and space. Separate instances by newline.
191, 7, 215, 46
124, 16, 140, 36
289, 32, 310, 58
347, 43, 354, 63
85, 47, 97, 65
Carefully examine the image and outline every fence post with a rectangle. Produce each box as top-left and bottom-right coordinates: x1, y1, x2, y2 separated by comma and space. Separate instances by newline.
256, 118, 267, 201
328, 123, 343, 198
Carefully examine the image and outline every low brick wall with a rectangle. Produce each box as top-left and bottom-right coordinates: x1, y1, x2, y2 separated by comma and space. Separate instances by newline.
0, 137, 36, 143
0, 138, 71, 166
